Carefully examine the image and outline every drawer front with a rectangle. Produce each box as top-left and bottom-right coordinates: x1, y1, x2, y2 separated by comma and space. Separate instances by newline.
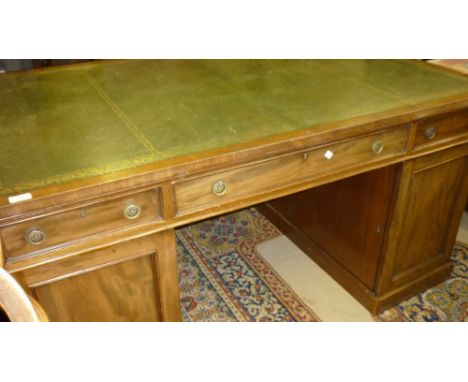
1, 188, 162, 260
174, 127, 408, 215
414, 109, 468, 150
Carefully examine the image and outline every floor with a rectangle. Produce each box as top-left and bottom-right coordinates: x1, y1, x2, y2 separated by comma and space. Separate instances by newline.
256, 211, 468, 321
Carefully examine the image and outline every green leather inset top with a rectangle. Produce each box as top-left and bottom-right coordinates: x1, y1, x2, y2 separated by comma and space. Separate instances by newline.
1, 60, 468, 196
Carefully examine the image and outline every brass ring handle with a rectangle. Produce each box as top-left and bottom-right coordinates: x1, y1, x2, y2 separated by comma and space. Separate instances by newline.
371, 140, 384, 154
26, 228, 46, 245
424, 126, 437, 140
123, 203, 141, 219
212, 180, 228, 196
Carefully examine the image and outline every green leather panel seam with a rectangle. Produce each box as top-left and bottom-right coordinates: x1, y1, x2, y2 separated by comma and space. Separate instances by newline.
84, 73, 159, 155
310, 64, 414, 105
2, 60, 468, 197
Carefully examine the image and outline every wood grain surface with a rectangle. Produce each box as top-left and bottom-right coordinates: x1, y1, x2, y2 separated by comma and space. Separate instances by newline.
1, 60, 467, 320
263, 166, 396, 290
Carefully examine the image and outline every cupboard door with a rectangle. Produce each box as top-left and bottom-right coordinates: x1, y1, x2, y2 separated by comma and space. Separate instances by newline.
26, 229, 182, 322
33, 254, 162, 322
391, 155, 468, 285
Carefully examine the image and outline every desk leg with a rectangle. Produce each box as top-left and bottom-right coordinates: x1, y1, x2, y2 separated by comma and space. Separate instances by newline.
152, 229, 182, 322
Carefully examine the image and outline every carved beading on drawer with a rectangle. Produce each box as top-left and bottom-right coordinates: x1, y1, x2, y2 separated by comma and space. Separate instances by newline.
174, 126, 409, 215
0, 188, 163, 261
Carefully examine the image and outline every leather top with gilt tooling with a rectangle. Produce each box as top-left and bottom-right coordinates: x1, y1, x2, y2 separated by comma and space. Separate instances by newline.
1, 59, 468, 197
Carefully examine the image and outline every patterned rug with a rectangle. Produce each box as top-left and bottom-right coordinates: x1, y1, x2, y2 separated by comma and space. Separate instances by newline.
176, 208, 319, 321
177, 207, 468, 322
379, 243, 468, 322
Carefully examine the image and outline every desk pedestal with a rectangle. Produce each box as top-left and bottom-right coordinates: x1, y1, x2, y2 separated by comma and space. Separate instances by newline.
21, 229, 182, 322
259, 147, 468, 314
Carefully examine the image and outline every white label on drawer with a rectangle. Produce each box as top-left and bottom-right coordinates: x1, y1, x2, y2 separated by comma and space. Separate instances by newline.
324, 150, 334, 160
8, 192, 32, 204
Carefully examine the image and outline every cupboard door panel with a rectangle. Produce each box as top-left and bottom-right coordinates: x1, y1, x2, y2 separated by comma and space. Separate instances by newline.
392, 156, 467, 281
33, 255, 161, 322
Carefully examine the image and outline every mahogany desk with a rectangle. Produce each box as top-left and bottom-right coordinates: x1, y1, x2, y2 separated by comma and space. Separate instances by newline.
0, 60, 467, 321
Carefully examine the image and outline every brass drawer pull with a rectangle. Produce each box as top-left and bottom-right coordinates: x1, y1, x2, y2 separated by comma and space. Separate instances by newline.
26, 228, 46, 245
212, 180, 228, 196
371, 140, 383, 154
424, 126, 437, 140
123, 203, 141, 219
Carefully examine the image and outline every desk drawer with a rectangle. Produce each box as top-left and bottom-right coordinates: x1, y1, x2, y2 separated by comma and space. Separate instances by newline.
414, 109, 468, 150
174, 127, 408, 215
1, 188, 162, 261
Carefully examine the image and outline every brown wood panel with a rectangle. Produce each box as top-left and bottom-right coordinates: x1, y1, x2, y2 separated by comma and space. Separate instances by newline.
257, 203, 380, 313
412, 142, 468, 171
33, 254, 162, 322
0, 237, 4, 267
376, 144, 468, 294
376, 263, 452, 312
21, 229, 182, 322
175, 127, 408, 215
391, 156, 467, 282
1, 188, 162, 261
22, 235, 158, 288
263, 166, 397, 290
152, 229, 182, 322
414, 108, 468, 150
